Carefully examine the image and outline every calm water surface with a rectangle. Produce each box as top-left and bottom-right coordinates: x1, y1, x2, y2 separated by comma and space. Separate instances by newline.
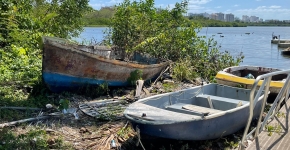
77, 26, 290, 70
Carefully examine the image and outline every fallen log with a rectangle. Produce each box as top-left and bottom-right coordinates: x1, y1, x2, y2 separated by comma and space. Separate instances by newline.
0, 106, 42, 111
0, 116, 50, 128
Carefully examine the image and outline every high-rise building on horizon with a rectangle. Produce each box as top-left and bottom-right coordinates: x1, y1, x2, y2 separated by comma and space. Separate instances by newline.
216, 12, 224, 21
225, 13, 234, 22
210, 13, 218, 20
201, 12, 210, 18
250, 16, 259, 22
242, 15, 250, 22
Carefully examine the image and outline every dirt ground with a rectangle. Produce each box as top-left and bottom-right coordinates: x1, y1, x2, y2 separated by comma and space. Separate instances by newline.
0, 80, 249, 150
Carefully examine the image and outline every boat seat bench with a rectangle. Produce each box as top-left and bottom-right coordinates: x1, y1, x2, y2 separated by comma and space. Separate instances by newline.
165, 103, 222, 117
196, 94, 249, 110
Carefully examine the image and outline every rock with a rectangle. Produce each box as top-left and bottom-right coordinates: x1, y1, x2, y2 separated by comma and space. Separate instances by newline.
146, 87, 153, 92
162, 80, 174, 84
142, 88, 151, 96
158, 88, 165, 93
47, 137, 56, 145
79, 127, 88, 133
194, 77, 202, 85
47, 136, 59, 146
46, 104, 53, 109
155, 82, 162, 89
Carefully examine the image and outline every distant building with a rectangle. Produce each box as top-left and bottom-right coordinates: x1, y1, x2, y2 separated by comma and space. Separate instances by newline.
189, 11, 265, 23
250, 16, 259, 22
210, 13, 218, 20
216, 12, 224, 21
242, 15, 250, 22
225, 13, 234, 22
201, 12, 210, 18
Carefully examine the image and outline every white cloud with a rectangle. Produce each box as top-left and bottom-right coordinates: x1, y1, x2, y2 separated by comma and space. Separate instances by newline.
215, 6, 221, 9
257, 6, 267, 9
235, 6, 290, 20
188, 0, 212, 5
234, 4, 239, 7
188, 5, 205, 10
155, 4, 175, 9
256, 5, 281, 9
269, 5, 281, 9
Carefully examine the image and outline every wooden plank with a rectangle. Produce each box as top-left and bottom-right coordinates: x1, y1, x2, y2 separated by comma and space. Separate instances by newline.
182, 104, 222, 114
246, 98, 290, 150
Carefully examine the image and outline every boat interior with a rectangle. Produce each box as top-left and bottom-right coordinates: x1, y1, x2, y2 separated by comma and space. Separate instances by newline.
126, 84, 264, 120
226, 68, 287, 81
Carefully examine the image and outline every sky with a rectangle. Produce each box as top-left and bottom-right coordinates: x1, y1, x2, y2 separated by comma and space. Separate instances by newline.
89, 0, 290, 20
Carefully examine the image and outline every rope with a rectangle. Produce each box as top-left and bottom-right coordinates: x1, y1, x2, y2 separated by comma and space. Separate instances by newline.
136, 126, 146, 150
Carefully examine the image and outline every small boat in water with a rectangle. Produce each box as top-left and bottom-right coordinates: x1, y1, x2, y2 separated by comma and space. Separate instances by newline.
281, 47, 290, 55
124, 83, 266, 140
42, 36, 169, 92
215, 66, 287, 94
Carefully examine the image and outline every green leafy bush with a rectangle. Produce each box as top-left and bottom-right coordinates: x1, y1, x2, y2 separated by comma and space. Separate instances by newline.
127, 70, 143, 85
105, 0, 243, 82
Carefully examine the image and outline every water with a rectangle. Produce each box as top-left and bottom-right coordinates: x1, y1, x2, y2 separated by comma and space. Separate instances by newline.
77, 26, 290, 69
75, 27, 107, 44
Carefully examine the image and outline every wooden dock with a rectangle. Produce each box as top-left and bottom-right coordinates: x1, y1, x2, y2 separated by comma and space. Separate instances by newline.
271, 39, 290, 44
247, 98, 290, 150
278, 43, 290, 48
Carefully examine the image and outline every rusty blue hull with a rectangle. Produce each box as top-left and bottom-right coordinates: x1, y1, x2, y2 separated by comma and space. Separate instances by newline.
42, 36, 169, 93
124, 84, 265, 140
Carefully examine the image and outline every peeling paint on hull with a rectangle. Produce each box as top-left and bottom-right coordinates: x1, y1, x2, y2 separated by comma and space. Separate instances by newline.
43, 72, 129, 92
42, 36, 169, 93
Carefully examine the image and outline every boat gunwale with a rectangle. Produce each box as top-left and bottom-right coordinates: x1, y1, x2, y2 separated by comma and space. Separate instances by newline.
124, 83, 266, 125
221, 65, 282, 73
216, 72, 284, 88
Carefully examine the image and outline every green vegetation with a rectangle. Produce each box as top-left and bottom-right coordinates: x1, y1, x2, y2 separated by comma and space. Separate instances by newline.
0, 0, 91, 148
247, 20, 290, 26
127, 70, 143, 86
105, 0, 243, 81
266, 124, 282, 136
0, 128, 72, 149
82, 7, 114, 26
83, 7, 290, 27
188, 15, 247, 27
0, 0, 243, 149
0, 0, 91, 105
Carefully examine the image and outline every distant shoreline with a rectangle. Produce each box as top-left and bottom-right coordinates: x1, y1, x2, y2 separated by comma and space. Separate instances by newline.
84, 25, 108, 27
84, 25, 290, 28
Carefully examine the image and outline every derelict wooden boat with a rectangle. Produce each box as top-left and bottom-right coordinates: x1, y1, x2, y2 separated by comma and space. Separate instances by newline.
42, 36, 169, 92
124, 83, 266, 140
215, 66, 287, 94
